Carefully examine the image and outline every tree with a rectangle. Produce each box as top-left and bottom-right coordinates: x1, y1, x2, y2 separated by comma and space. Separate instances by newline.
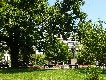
44, 40, 72, 63
0, 0, 86, 68
38, 0, 87, 58
78, 20, 106, 64
0, 0, 48, 68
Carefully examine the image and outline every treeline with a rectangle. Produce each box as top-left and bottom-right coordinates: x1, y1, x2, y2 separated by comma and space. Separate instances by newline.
78, 20, 106, 65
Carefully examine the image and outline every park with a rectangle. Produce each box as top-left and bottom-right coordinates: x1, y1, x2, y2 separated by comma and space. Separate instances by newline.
0, 0, 106, 80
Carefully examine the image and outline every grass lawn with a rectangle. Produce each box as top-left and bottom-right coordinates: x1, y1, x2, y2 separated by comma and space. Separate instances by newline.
0, 68, 106, 80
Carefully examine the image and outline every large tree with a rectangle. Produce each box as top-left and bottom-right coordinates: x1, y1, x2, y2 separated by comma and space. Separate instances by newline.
0, 0, 86, 68
0, 0, 48, 68
78, 20, 106, 64
38, 0, 86, 55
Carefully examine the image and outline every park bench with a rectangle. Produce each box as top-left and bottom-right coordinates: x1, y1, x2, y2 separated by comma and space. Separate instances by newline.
0, 61, 9, 68
44, 64, 55, 68
69, 64, 78, 68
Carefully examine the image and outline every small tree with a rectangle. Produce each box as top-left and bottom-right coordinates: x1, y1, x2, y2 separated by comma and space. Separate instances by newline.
36, 54, 48, 65
44, 40, 72, 64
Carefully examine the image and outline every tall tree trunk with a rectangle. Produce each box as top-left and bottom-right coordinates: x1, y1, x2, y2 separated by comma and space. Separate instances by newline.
23, 54, 30, 66
10, 44, 19, 68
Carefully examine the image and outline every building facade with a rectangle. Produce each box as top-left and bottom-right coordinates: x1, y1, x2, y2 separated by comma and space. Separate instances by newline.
57, 33, 80, 59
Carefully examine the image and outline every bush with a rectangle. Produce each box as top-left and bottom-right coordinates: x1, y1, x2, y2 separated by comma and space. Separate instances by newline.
36, 54, 48, 65
77, 51, 96, 65
84, 66, 103, 80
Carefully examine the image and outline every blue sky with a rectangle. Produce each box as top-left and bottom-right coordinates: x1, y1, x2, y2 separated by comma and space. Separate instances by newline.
48, 0, 56, 6
48, 0, 106, 23
82, 0, 106, 22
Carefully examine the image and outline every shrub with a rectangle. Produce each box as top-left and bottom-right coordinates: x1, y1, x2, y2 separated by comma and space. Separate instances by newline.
77, 51, 96, 65
84, 66, 103, 80
36, 54, 48, 65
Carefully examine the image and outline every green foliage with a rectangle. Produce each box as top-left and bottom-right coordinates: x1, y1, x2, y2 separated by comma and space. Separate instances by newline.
78, 21, 106, 64
67, 51, 73, 60
77, 46, 96, 65
84, 66, 103, 80
0, 0, 86, 68
0, 0, 48, 67
36, 54, 48, 65
0, 52, 4, 60
44, 40, 72, 62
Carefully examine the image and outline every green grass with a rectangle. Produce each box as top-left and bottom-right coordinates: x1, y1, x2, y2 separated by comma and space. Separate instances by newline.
0, 68, 105, 80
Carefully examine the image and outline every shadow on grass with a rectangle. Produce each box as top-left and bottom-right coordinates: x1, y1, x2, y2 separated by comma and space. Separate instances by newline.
2, 67, 106, 74
0, 68, 54, 74
77, 67, 106, 74
76, 67, 87, 74
101, 69, 106, 74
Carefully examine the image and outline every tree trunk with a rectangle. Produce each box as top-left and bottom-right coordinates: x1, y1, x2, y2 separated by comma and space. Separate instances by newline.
10, 45, 19, 68
23, 54, 30, 66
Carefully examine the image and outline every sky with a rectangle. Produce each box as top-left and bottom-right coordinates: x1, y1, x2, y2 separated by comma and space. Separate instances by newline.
48, 0, 106, 23
82, 0, 106, 22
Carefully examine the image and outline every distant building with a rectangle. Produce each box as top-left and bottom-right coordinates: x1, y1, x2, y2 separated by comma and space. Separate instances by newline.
57, 33, 80, 59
